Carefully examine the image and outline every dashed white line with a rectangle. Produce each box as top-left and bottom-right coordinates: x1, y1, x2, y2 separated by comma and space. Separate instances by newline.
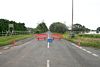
72, 43, 77, 47
0, 52, 2, 55
71, 43, 99, 57
82, 48, 87, 51
86, 51, 92, 54
92, 54, 98, 57
47, 60, 50, 67
47, 34, 50, 48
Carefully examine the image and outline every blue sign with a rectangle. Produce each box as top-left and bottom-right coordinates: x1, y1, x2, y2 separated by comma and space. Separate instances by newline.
48, 38, 53, 43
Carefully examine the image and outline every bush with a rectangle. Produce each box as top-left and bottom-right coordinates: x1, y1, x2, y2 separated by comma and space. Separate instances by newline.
49, 22, 68, 33
79, 34, 100, 38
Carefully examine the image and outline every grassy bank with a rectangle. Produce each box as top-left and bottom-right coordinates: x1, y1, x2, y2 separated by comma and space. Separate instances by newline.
63, 33, 100, 48
0, 34, 33, 46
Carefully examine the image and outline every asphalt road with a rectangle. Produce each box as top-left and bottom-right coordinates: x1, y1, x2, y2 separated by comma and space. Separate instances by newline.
0, 33, 100, 67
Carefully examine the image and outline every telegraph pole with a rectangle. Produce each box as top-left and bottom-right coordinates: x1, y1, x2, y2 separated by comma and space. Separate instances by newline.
70, 0, 75, 38
72, 0, 74, 32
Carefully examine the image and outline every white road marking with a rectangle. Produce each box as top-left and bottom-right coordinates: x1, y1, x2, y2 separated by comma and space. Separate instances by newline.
82, 48, 87, 51
3, 46, 10, 50
86, 51, 92, 54
47, 60, 50, 67
92, 54, 98, 57
71, 43, 99, 57
47, 34, 50, 48
48, 42, 50, 48
0, 52, 2, 55
72, 43, 77, 47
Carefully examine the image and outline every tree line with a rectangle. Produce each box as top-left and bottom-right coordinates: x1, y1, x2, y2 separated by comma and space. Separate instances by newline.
96, 27, 100, 33
49, 22, 90, 34
1, 18, 99, 34
0, 19, 27, 32
72, 23, 90, 34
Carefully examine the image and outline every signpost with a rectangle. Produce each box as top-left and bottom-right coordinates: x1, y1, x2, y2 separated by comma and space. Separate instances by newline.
9, 24, 14, 35
48, 38, 53, 43
9, 24, 14, 28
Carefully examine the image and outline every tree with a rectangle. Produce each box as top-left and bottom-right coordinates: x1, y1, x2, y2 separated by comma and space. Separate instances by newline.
0, 19, 27, 32
96, 27, 100, 33
73, 23, 90, 34
49, 22, 68, 33
34, 22, 48, 33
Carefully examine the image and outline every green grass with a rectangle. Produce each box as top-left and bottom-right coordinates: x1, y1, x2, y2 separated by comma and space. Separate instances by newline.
0, 34, 33, 46
79, 34, 100, 38
63, 33, 100, 48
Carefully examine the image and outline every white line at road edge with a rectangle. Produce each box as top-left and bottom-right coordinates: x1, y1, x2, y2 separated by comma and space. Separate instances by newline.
86, 50, 92, 54
0, 40, 33, 55
71, 43, 99, 57
82, 48, 87, 51
92, 54, 98, 57
47, 60, 50, 67
0, 52, 2, 55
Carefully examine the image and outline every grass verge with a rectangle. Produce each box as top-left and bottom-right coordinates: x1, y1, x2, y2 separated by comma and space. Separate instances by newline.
0, 34, 33, 46
63, 33, 100, 49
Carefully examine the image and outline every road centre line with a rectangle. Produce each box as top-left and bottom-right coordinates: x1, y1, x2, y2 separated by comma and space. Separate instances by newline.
48, 42, 50, 48
47, 34, 50, 48
47, 60, 50, 67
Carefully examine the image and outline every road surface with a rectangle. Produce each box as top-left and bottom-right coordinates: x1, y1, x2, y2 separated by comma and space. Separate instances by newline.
0, 33, 100, 67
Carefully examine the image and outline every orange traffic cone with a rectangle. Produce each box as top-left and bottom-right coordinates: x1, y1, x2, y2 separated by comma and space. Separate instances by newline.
77, 40, 80, 46
12, 40, 16, 46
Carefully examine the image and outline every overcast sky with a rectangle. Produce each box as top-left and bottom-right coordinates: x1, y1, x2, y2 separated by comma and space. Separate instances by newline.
0, 0, 100, 30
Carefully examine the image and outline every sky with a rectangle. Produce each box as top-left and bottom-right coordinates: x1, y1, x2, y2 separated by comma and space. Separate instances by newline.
0, 0, 100, 30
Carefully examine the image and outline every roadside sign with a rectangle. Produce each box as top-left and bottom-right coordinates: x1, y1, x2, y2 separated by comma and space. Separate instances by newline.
48, 38, 53, 43
9, 24, 14, 28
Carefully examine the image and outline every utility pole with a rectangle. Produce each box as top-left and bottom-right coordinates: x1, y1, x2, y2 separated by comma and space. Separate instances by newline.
72, 0, 74, 32
70, 0, 75, 38
42, 19, 44, 23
